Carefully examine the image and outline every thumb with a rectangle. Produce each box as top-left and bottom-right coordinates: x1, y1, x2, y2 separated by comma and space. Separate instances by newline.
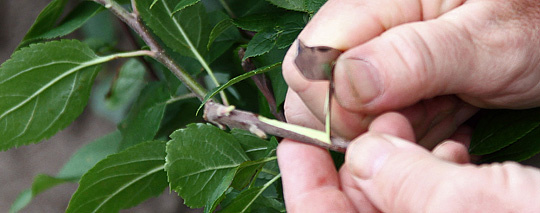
346, 133, 540, 212
334, 1, 540, 112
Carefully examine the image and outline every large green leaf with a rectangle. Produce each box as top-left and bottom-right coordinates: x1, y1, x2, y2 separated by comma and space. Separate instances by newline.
470, 108, 540, 155
479, 126, 540, 163
66, 141, 168, 213
17, 0, 69, 48
118, 82, 169, 150
0, 40, 101, 150
166, 123, 249, 208
136, 0, 210, 58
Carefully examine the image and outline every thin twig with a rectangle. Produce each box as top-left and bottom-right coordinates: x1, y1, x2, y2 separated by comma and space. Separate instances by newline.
93, 0, 207, 101
238, 48, 286, 122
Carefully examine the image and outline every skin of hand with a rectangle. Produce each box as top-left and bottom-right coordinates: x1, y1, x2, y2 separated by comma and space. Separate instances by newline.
283, 0, 540, 148
279, 0, 540, 211
277, 112, 540, 212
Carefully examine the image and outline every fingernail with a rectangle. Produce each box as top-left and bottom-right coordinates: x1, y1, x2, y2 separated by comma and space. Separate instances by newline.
346, 134, 395, 180
337, 58, 381, 104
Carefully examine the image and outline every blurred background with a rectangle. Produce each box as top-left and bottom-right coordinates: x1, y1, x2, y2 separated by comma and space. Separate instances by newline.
0, 0, 193, 212
1, 1, 540, 213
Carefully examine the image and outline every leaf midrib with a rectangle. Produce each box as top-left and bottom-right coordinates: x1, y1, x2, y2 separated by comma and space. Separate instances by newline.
0, 55, 111, 121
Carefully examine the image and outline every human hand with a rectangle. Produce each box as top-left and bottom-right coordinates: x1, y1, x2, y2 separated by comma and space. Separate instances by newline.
277, 112, 540, 212
283, 0, 540, 147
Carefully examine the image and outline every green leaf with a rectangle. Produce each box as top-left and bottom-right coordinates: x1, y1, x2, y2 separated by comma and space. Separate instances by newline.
0, 40, 101, 150
221, 174, 281, 213
136, 0, 210, 58
208, 18, 234, 50
166, 123, 249, 208
10, 175, 70, 213
17, 0, 69, 48
204, 169, 238, 213
118, 82, 169, 150
38, 1, 105, 40
172, 0, 201, 15
10, 131, 122, 213
232, 129, 275, 160
266, 0, 305, 11
57, 130, 122, 180
231, 157, 277, 190
105, 59, 146, 110
480, 126, 540, 163
197, 62, 282, 113
66, 141, 168, 213
304, 0, 327, 13
243, 29, 278, 59
470, 108, 540, 155
233, 13, 285, 32
206, 11, 241, 63
228, 0, 282, 17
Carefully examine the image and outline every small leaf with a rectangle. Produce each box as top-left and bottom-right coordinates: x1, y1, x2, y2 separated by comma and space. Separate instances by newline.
197, 62, 282, 113
172, 0, 201, 15
243, 29, 278, 59
118, 82, 169, 150
10, 131, 122, 213
204, 169, 237, 213
470, 108, 540, 155
208, 18, 234, 50
480, 126, 540, 163
17, 0, 69, 48
66, 141, 168, 213
231, 157, 277, 190
232, 129, 274, 160
266, 0, 305, 12
221, 174, 281, 213
10, 175, 70, 213
105, 59, 146, 110
38, 1, 104, 40
57, 130, 122, 179
0, 40, 101, 150
165, 123, 249, 208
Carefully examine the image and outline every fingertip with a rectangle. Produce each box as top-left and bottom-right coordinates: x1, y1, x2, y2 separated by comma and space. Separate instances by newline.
368, 112, 415, 141
432, 140, 470, 164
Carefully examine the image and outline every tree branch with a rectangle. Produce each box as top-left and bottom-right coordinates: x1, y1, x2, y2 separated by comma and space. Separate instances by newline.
204, 101, 349, 152
93, 0, 207, 101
